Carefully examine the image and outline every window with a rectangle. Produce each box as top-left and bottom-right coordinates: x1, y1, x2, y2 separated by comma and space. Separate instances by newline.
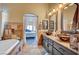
27, 25, 32, 31
27, 25, 36, 31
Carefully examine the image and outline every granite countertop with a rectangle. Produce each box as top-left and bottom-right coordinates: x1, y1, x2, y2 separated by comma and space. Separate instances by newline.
0, 39, 20, 55
43, 33, 79, 54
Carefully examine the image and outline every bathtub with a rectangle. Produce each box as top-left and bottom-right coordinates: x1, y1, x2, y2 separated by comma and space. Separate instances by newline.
0, 39, 20, 55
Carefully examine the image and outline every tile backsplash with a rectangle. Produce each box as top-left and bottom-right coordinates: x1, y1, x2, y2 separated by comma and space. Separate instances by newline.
3, 22, 23, 40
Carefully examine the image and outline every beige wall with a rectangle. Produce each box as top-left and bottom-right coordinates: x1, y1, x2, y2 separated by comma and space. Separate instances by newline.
48, 3, 58, 9
6, 3, 62, 32
1, 3, 76, 32
0, 3, 61, 31
6, 3, 48, 24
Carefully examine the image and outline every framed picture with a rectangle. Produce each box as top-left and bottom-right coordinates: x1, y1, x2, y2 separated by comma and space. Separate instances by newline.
49, 20, 54, 32
42, 20, 48, 29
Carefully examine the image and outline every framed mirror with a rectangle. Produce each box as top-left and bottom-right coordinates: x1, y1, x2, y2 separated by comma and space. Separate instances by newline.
42, 20, 48, 30
49, 12, 58, 32
62, 4, 77, 32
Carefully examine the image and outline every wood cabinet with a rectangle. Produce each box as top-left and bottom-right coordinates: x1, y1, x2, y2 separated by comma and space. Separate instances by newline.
48, 39, 54, 54
42, 35, 77, 55
38, 31, 43, 45
43, 35, 54, 54
43, 35, 49, 52
54, 42, 77, 55
53, 47, 62, 55
38, 30, 48, 46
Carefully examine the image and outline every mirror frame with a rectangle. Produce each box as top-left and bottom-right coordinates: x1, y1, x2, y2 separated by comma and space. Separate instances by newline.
49, 11, 58, 32
61, 3, 77, 32
42, 20, 48, 30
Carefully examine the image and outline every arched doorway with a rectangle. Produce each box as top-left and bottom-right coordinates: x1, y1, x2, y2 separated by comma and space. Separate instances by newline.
23, 13, 38, 47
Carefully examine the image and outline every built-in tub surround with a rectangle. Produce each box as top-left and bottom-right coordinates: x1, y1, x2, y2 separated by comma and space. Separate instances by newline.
0, 39, 20, 55
42, 33, 79, 54
3, 22, 23, 40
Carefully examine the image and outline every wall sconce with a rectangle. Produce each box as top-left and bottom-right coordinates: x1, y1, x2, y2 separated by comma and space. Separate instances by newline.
64, 6, 68, 9
69, 3, 74, 6
53, 9, 56, 12
55, 8, 58, 11
48, 9, 56, 16
51, 9, 55, 14
59, 4, 63, 8
63, 3, 67, 5
48, 12, 52, 16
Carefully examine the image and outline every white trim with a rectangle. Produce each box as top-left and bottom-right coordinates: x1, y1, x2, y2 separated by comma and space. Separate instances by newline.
23, 13, 38, 45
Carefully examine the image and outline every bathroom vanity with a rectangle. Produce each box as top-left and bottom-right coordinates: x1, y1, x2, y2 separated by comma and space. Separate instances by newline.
42, 33, 78, 55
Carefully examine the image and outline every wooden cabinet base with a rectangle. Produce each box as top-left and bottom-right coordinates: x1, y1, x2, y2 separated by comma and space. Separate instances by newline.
38, 34, 43, 46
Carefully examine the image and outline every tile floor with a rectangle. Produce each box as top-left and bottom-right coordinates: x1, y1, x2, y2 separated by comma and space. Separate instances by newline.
18, 37, 48, 55
18, 45, 49, 55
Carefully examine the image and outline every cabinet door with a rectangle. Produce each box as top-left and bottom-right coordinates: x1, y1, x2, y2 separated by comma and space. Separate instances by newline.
44, 40, 49, 52
48, 44, 53, 54
43, 38, 46, 48
43, 36, 48, 48
43, 36, 49, 52
54, 42, 77, 55
48, 39, 54, 54
43, 36, 46, 48
53, 47, 62, 55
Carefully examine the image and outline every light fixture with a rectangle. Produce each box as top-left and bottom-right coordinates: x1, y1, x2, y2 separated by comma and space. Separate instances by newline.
63, 3, 67, 5
51, 9, 56, 14
56, 8, 58, 11
69, 3, 74, 6
59, 4, 63, 8
48, 12, 52, 16
64, 6, 68, 9
53, 9, 56, 12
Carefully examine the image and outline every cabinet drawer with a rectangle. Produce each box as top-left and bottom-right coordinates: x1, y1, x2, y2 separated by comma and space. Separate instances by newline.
43, 37, 49, 52
48, 39, 54, 45
53, 47, 62, 55
54, 42, 77, 55
43, 36, 49, 41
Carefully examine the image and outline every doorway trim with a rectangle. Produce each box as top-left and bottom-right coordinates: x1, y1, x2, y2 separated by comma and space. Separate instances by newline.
23, 13, 38, 45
